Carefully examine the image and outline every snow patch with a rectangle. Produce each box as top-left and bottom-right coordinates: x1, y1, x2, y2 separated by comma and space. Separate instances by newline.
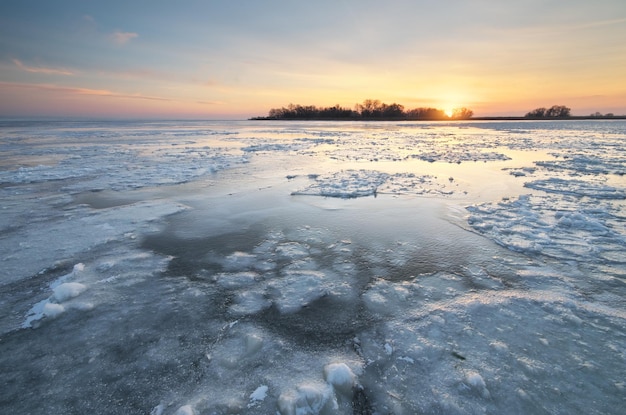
22, 264, 89, 328
248, 385, 269, 408
464, 371, 490, 399
52, 282, 87, 302
323, 363, 356, 396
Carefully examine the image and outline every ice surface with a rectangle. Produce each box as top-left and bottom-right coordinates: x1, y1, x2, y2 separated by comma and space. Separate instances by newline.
268, 270, 331, 313
248, 384, 269, 407
292, 169, 389, 198
323, 363, 356, 396
52, 282, 87, 302
524, 177, 626, 199
292, 169, 451, 198
0, 124, 247, 193
41, 302, 65, 318
1, 120, 625, 415
467, 194, 626, 268
21, 264, 89, 328
173, 405, 194, 415
536, 154, 626, 176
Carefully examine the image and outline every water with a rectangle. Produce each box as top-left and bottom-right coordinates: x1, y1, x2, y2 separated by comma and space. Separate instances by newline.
1, 120, 625, 414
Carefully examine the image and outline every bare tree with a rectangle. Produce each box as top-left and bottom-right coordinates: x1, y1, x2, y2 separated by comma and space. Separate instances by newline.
451, 107, 474, 119
405, 107, 447, 120
355, 99, 383, 118
545, 105, 571, 118
526, 105, 571, 118
525, 107, 547, 118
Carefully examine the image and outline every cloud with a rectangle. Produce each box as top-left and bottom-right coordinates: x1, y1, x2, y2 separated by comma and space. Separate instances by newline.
197, 100, 226, 106
0, 81, 171, 102
13, 59, 74, 76
110, 31, 139, 45
572, 17, 626, 30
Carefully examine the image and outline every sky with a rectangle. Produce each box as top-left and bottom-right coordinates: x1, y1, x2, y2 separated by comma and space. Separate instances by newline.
1, 0, 625, 119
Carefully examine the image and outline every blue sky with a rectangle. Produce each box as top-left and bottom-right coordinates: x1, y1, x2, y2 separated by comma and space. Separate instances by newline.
1, 0, 625, 118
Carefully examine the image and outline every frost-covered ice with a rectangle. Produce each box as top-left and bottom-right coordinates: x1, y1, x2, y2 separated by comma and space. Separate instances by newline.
467, 192, 626, 276
1, 120, 625, 414
524, 177, 626, 199
292, 169, 450, 198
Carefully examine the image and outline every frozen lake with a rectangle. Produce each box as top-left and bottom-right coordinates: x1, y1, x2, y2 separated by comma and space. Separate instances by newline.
1, 119, 625, 414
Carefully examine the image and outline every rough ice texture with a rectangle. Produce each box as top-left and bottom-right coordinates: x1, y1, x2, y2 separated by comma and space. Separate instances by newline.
268, 270, 331, 313
1, 200, 187, 287
1, 120, 625, 415
21, 265, 89, 328
467, 194, 626, 267
524, 177, 626, 199
292, 169, 451, 198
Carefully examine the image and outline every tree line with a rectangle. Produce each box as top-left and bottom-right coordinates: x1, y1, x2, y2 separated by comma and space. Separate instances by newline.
525, 106, 623, 119
252, 99, 474, 121
524, 105, 571, 118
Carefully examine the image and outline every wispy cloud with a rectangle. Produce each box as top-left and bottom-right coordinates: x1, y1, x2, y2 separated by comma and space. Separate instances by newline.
13, 59, 74, 76
575, 17, 626, 30
197, 100, 226, 106
110, 31, 139, 45
0, 81, 171, 102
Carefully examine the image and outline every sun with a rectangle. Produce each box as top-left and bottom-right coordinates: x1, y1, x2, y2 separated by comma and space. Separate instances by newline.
444, 108, 454, 118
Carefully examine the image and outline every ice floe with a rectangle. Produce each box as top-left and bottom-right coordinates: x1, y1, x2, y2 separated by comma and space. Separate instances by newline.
536, 154, 626, 176
524, 177, 626, 199
292, 169, 451, 198
467, 194, 626, 267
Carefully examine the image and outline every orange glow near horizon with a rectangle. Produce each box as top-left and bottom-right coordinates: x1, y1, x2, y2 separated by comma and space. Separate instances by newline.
1, 77, 624, 119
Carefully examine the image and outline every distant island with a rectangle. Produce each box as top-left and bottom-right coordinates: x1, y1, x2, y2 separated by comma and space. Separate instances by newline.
251, 100, 472, 121
251, 100, 625, 121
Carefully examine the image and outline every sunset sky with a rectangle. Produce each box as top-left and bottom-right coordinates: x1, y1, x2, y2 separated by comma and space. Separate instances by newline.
1, 0, 625, 119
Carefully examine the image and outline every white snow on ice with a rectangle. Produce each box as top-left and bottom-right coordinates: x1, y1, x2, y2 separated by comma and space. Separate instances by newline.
247, 385, 269, 407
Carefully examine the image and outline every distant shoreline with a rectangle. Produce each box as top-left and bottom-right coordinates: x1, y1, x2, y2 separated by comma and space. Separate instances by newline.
467, 116, 626, 121
250, 115, 626, 121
